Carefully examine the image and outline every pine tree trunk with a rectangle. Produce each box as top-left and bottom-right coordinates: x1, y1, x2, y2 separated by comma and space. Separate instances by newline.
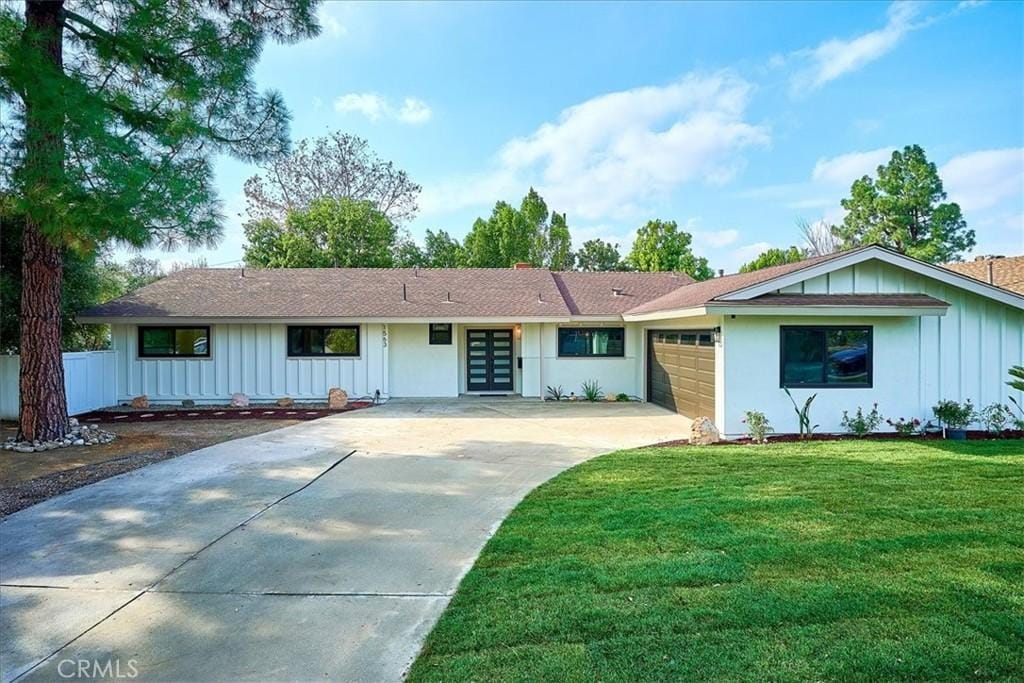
18, 0, 68, 442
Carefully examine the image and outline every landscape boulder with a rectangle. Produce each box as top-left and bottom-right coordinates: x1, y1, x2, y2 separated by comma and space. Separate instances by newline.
130, 395, 148, 409
276, 397, 295, 408
328, 387, 348, 409
181, 399, 196, 408
230, 392, 249, 408
689, 416, 720, 445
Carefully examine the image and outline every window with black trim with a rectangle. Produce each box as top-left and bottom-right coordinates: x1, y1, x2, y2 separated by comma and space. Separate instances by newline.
558, 327, 625, 357
287, 326, 359, 357
138, 326, 210, 358
429, 323, 452, 345
780, 326, 872, 388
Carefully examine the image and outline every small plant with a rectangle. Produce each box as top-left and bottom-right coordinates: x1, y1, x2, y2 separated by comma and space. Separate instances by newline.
840, 403, 882, 437
615, 393, 630, 402
742, 410, 773, 444
783, 388, 818, 439
886, 417, 921, 437
978, 403, 1012, 435
932, 399, 975, 437
1007, 365, 1024, 392
1009, 397, 1024, 430
545, 385, 565, 401
581, 380, 604, 402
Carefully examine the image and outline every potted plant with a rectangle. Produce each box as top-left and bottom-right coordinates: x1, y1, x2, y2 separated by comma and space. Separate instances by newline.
932, 399, 975, 440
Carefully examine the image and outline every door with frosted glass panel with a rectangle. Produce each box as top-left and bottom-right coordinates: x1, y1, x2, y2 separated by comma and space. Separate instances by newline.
466, 329, 514, 392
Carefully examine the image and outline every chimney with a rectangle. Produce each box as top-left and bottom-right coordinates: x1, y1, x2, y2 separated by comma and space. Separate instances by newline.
514, 262, 532, 270
718, 269, 725, 278
988, 259, 994, 285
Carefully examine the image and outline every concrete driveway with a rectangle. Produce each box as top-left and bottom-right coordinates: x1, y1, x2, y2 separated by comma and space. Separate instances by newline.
0, 400, 690, 682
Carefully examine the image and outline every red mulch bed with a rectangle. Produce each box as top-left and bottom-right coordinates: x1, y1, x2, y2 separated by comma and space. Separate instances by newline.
77, 401, 373, 424
651, 430, 1024, 447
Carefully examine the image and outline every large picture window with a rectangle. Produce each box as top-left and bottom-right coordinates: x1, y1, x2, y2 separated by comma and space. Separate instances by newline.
558, 327, 625, 357
780, 326, 872, 388
287, 326, 360, 357
138, 326, 210, 358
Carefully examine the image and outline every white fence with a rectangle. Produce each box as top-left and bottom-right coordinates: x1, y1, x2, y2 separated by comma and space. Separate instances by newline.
0, 350, 117, 419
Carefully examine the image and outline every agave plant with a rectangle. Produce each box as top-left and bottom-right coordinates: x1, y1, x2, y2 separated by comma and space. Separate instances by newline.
784, 388, 818, 439
545, 385, 565, 401
581, 380, 604, 402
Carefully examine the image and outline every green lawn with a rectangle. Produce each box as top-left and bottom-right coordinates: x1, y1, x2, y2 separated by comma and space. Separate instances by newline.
409, 440, 1024, 682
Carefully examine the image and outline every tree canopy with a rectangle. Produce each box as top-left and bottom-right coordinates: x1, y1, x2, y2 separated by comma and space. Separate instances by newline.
243, 132, 421, 224
0, 0, 319, 439
626, 220, 713, 280
462, 189, 577, 269
243, 198, 398, 268
423, 229, 465, 268
834, 145, 975, 263
739, 246, 806, 273
575, 239, 624, 272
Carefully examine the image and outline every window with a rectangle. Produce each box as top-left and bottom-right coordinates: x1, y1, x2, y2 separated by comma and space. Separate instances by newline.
429, 323, 452, 345
287, 326, 359, 357
138, 326, 210, 358
780, 326, 872, 388
558, 327, 625, 357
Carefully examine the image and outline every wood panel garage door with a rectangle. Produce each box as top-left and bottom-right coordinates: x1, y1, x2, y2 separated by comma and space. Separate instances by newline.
647, 330, 715, 418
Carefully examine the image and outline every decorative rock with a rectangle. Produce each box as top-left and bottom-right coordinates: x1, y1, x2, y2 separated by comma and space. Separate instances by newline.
230, 392, 250, 408
68, 417, 79, 428
276, 397, 295, 408
689, 416, 721, 446
130, 395, 149, 409
181, 399, 196, 408
73, 439, 85, 446
328, 388, 348, 409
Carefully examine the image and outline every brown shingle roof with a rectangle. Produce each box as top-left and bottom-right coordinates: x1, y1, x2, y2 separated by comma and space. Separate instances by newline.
551, 271, 692, 315
80, 267, 691, 319
624, 249, 852, 315
942, 256, 1024, 295
722, 293, 949, 307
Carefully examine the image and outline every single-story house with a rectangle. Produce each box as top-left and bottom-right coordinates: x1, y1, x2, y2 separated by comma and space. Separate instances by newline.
79, 245, 1024, 436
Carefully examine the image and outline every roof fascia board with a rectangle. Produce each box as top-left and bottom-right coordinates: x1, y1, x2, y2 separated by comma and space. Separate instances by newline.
705, 304, 948, 317
78, 315, 575, 325
716, 246, 1024, 310
622, 306, 709, 322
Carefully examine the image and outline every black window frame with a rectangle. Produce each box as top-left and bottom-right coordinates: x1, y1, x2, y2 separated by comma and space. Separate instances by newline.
779, 325, 873, 389
286, 325, 361, 358
429, 323, 453, 345
137, 326, 211, 359
557, 326, 626, 358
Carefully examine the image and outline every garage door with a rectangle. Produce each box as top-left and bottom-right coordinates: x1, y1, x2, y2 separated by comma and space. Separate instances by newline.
647, 330, 715, 418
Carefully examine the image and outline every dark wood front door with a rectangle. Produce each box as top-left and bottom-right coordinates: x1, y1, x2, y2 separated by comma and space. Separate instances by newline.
466, 329, 514, 392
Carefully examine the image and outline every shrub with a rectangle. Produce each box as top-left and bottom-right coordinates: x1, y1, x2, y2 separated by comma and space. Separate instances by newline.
978, 403, 1012, 434
783, 388, 818, 439
581, 380, 604, 402
886, 417, 921, 436
932, 399, 975, 430
742, 410, 772, 444
615, 393, 630, 402
840, 403, 882, 437
545, 385, 565, 401
1009, 397, 1024, 430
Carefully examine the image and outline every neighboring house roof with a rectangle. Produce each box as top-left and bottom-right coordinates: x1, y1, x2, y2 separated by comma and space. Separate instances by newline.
942, 256, 1024, 295
551, 271, 691, 315
79, 267, 687, 320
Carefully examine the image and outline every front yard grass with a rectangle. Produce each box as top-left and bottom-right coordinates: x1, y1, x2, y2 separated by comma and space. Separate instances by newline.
409, 440, 1024, 682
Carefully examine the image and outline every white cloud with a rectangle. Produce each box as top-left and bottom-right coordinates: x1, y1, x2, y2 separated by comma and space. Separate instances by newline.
811, 147, 893, 185
333, 93, 431, 125
940, 148, 1024, 212
693, 228, 739, 249
791, 2, 920, 92
397, 97, 432, 124
421, 72, 768, 220
317, 5, 348, 37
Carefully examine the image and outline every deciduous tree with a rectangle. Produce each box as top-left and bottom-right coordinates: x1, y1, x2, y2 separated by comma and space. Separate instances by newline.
574, 239, 624, 271
0, 0, 318, 440
626, 220, 713, 280
739, 246, 805, 273
834, 145, 975, 263
423, 230, 464, 268
243, 132, 421, 223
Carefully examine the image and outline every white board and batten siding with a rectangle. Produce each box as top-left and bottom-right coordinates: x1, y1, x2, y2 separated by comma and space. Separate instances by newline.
111, 323, 388, 403
722, 259, 1024, 435
0, 351, 117, 419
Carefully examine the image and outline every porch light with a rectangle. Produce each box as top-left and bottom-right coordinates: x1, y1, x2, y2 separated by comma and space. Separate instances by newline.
713, 326, 722, 344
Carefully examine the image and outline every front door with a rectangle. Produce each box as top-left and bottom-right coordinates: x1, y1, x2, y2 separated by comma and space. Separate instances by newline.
466, 329, 514, 392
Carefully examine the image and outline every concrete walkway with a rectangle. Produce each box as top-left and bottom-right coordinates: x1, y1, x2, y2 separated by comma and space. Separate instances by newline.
0, 400, 690, 682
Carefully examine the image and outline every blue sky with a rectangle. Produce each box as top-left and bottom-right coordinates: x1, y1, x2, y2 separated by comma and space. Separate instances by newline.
129, 0, 1023, 272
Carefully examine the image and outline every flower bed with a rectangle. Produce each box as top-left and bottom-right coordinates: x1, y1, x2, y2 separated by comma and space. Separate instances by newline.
77, 401, 373, 423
